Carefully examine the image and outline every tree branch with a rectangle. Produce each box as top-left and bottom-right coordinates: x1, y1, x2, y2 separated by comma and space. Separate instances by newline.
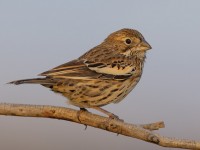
0, 103, 199, 149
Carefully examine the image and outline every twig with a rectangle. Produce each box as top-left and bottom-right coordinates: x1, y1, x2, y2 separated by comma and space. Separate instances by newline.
0, 103, 199, 149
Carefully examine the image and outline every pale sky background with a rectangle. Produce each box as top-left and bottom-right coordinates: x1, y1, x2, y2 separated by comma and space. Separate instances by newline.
0, 0, 200, 150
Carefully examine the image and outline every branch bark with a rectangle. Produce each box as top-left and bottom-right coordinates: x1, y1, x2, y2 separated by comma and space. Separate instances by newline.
0, 103, 199, 149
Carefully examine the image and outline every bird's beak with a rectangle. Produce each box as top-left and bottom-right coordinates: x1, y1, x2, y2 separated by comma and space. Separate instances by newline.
136, 40, 152, 51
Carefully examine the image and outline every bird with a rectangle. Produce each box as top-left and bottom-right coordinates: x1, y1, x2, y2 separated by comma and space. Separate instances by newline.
9, 28, 151, 120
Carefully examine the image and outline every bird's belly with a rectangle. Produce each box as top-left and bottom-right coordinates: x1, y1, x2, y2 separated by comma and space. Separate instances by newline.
112, 75, 141, 103
52, 75, 142, 108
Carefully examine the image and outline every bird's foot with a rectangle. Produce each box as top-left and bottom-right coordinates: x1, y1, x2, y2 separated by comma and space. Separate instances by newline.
92, 106, 124, 122
108, 113, 124, 122
77, 108, 88, 129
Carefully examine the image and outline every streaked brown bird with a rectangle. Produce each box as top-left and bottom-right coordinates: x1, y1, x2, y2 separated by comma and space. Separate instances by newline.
9, 28, 151, 120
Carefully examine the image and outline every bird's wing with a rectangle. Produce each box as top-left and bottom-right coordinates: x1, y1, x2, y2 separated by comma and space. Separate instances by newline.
39, 59, 101, 80
39, 57, 135, 80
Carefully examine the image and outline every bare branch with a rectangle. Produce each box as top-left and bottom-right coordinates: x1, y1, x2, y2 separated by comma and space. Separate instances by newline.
0, 103, 199, 149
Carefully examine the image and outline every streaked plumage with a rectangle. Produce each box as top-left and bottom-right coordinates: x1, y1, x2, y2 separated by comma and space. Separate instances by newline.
9, 28, 151, 119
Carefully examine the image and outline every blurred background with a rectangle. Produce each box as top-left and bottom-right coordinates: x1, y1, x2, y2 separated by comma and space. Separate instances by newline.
0, 0, 200, 149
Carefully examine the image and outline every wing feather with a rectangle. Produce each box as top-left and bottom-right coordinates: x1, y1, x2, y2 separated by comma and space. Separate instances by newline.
39, 55, 135, 80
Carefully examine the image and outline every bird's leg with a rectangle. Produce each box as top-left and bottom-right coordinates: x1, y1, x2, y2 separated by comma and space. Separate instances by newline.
92, 107, 123, 133
77, 108, 88, 129
80, 108, 88, 111
92, 107, 122, 121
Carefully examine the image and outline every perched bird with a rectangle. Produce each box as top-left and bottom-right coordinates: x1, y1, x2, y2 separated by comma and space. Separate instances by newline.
9, 28, 151, 120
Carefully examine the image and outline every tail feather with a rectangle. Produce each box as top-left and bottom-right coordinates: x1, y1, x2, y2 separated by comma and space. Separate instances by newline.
8, 78, 55, 85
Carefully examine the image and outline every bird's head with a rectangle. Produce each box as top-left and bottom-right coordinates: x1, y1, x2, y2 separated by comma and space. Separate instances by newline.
104, 28, 151, 57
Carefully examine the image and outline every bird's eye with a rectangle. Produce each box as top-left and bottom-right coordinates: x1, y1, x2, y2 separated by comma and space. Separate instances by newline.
125, 38, 132, 45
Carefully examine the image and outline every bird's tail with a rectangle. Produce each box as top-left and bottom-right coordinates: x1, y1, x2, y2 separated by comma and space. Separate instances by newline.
8, 78, 55, 85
